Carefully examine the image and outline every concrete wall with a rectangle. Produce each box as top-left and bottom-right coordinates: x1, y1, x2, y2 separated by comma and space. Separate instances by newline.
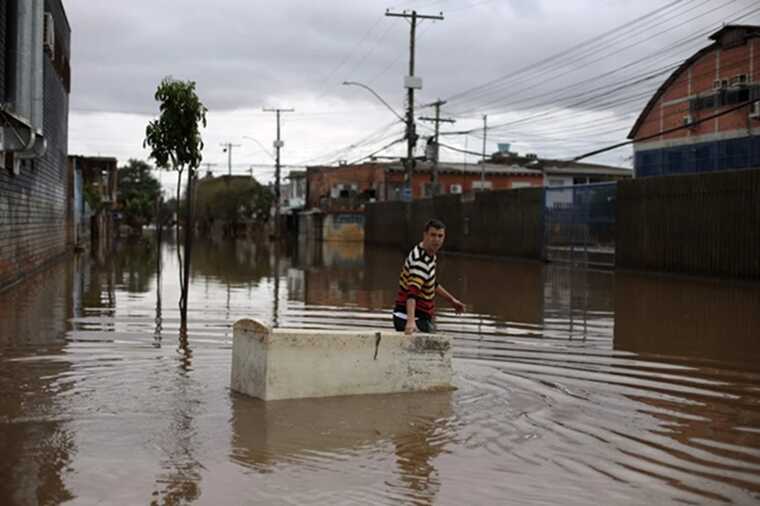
616, 169, 760, 279
365, 188, 544, 260
0, 3, 71, 291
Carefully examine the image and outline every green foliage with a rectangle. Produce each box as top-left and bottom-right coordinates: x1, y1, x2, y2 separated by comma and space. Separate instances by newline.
144, 77, 207, 172
195, 176, 273, 227
117, 159, 161, 229
83, 182, 102, 211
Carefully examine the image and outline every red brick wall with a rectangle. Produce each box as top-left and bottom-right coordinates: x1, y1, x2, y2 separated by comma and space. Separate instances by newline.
634, 38, 760, 143
306, 164, 386, 208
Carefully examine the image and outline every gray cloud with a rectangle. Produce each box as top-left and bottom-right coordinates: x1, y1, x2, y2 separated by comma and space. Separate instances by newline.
64, 0, 760, 177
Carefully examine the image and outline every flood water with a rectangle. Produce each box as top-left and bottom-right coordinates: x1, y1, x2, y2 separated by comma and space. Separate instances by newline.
2, 236, 760, 505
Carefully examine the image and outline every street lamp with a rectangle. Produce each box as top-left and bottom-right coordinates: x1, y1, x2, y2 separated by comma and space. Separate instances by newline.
342, 81, 404, 122
242, 135, 276, 161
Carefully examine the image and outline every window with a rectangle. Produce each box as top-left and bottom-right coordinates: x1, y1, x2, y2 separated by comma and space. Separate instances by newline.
511, 181, 533, 189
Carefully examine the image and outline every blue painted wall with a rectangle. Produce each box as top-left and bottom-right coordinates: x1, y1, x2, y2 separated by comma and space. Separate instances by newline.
635, 135, 760, 177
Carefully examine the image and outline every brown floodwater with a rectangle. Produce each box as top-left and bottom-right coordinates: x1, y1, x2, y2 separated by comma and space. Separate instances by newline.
1, 236, 760, 505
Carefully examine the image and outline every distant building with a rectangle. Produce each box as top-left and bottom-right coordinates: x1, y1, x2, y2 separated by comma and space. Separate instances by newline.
283, 170, 306, 213
629, 25, 760, 177
305, 151, 630, 212
0, 0, 72, 290
305, 160, 545, 210
68, 156, 118, 244
489, 150, 632, 187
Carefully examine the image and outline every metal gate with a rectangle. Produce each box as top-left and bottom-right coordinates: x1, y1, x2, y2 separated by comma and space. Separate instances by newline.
543, 183, 617, 267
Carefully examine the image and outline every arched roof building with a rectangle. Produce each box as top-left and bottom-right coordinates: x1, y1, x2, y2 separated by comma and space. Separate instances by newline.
628, 25, 760, 177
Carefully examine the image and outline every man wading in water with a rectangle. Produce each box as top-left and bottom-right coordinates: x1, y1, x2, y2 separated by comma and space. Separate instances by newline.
393, 219, 465, 334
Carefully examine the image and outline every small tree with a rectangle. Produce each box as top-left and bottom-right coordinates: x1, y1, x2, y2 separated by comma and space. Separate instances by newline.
117, 159, 161, 233
144, 77, 207, 329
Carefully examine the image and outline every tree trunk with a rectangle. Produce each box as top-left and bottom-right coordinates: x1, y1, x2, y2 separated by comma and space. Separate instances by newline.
179, 169, 195, 327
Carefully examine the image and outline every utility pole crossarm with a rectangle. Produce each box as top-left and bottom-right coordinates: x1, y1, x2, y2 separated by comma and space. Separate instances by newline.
418, 100, 454, 196
419, 117, 456, 123
385, 10, 444, 21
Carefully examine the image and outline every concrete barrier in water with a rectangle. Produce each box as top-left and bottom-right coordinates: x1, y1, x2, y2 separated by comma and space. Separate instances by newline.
231, 319, 453, 401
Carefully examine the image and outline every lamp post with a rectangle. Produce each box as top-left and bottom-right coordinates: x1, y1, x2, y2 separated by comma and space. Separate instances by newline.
341, 81, 404, 122
342, 81, 409, 199
242, 136, 275, 162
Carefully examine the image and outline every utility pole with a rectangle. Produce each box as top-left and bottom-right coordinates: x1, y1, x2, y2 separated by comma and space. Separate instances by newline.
263, 107, 294, 237
419, 99, 454, 196
385, 9, 443, 200
220, 142, 240, 178
201, 162, 217, 178
481, 114, 488, 188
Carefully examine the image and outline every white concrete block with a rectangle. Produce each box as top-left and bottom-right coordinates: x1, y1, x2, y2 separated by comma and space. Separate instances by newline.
231, 319, 453, 401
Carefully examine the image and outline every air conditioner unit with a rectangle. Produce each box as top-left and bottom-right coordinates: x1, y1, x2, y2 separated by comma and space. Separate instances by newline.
449, 184, 463, 194
713, 79, 729, 90
43, 13, 55, 57
733, 74, 748, 86
750, 102, 760, 119
683, 114, 695, 127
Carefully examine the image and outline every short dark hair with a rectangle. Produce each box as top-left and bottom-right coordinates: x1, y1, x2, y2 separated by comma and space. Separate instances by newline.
424, 218, 445, 231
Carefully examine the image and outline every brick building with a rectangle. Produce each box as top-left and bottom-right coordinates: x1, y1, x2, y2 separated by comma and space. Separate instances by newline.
0, 0, 71, 290
306, 152, 630, 212
629, 25, 760, 177
306, 160, 544, 210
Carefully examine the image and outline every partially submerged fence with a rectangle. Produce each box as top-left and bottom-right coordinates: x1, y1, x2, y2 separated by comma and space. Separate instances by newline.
543, 183, 617, 268
364, 169, 760, 280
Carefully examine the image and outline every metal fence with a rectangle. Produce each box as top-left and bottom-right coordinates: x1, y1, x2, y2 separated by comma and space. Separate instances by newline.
543, 182, 617, 267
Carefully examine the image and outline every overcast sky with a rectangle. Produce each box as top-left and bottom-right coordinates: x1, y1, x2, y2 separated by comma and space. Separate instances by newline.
64, 0, 760, 193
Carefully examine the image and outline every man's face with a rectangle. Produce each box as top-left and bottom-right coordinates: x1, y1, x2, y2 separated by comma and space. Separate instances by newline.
422, 226, 445, 253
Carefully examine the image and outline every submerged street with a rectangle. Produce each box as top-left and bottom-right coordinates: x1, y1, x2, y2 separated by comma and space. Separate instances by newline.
1, 238, 759, 505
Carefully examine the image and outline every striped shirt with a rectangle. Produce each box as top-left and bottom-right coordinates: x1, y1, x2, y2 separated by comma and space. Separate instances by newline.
395, 244, 437, 318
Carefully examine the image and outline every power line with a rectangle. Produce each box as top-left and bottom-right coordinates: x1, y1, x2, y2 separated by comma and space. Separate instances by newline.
447, 0, 757, 115
572, 98, 760, 161
444, 0, 689, 104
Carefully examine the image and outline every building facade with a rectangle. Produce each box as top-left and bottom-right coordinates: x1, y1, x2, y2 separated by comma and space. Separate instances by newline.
305, 161, 545, 211
0, 0, 71, 290
67, 156, 118, 245
629, 25, 760, 177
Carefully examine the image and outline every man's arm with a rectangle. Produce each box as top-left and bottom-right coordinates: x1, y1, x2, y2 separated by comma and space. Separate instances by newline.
405, 297, 416, 335
436, 285, 465, 314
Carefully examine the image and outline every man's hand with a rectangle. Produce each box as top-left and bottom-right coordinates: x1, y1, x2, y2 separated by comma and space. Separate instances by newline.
404, 320, 416, 335
451, 298, 465, 314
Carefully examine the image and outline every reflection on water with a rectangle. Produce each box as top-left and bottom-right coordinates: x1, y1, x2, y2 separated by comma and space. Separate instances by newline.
230, 391, 452, 504
615, 272, 760, 364
0, 236, 759, 504
0, 255, 80, 505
